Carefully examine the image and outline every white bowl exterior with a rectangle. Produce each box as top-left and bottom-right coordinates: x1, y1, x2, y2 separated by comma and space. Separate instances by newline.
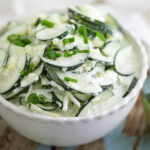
0, 14, 148, 146
0, 93, 139, 146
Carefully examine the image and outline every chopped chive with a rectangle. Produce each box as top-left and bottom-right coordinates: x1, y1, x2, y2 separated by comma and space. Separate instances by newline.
64, 77, 78, 83
27, 63, 34, 73
13, 40, 26, 47
78, 26, 88, 44
64, 51, 74, 57
20, 70, 25, 76
20, 37, 32, 45
55, 53, 62, 58
41, 19, 55, 28
7, 34, 20, 42
38, 94, 47, 106
63, 37, 75, 46
27, 93, 39, 104
64, 49, 90, 57
45, 46, 62, 60
27, 93, 48, 106
20, 63, 34, 76
48, 45, 56, 51
96, 32, 106, 43
7, 34, 31, 47
46, 49, 56, 60
73, 49, 90, 54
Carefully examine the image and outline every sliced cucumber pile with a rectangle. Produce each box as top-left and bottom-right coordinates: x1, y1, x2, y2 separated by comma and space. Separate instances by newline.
0, 45, 27, 94
114, 46, 135, 76
36, 24, 75, 41
76, 89, 114, 117
0, 5, 139, 117
41, 50, 88, 71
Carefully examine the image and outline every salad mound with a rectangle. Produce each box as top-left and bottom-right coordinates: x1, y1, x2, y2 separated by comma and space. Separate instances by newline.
0, 5, 140, 117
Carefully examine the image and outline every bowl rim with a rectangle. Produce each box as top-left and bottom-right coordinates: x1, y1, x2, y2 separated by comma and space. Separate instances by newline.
0, 23, 148, 124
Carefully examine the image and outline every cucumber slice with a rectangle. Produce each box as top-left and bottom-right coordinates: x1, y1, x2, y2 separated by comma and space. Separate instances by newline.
36, 22, 75, 41
96, 70, 117, 86
41, 75, 51, 88
72, 60, 96, 74
73, 92, 92, 102
25, 44, 46, 70
123, 77, 137, 97
76, 5, 105, 22
0, 45, 26, 94
76, 89, 114, 116
56, 71, 103, 95
36, 102, 58, 111
45, 66, 62, 85
41, 51, 88, 71
46, 65, 114, 94
2, 52, 9, 67
3, 87, 28, 100
114, 46, 135, 76
0, 48, 8, 68
52, 92, 63, 108
6, 20, 20, 30
89, 63, 105, 75
89, 48, 113, 65
20, 63, 44, 88
101, 41, 122, 57
105, 14, 120, 30
68, 7, 112, 35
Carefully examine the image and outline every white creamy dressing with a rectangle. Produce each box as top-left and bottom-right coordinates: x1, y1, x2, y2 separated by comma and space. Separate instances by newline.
73, 60, 97, 73
52, 33, 89, 51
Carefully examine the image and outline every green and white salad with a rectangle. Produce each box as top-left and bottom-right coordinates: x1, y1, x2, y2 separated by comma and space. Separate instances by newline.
0, 5, 141, 117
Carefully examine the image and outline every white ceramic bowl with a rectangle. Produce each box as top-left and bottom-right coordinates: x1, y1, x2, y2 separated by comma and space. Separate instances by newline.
0, 24, 148, 146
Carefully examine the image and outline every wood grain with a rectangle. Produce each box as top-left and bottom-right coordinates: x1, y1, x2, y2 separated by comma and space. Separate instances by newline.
75, 139, 105, 150
0, 117, 38, 150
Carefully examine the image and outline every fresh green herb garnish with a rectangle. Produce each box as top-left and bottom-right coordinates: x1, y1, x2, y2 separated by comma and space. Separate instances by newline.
96, 32, 106, 43
27, 93, 39, 104
64, 49, 90, 57
78, 26, 88, 44
38, 94, 47, 106
7, 34, 32, 47
41, 19, 55, 28
20, 70, 25, 76
45, 46, 62, 60
63, 37, 75, 46
20, 63, 34, 76
26, 63, 34, 74
64, 51, 74, 57
27, 93, 47, 106
20, 37, 32, 45
64, 77, 78, 83
73, 49, 90, 54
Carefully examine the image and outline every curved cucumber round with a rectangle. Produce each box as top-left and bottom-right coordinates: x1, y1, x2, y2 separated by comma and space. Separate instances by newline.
114, 46, 135, 76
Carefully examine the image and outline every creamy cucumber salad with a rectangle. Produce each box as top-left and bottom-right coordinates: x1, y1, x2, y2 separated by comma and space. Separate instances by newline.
0, 5, 141, 117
